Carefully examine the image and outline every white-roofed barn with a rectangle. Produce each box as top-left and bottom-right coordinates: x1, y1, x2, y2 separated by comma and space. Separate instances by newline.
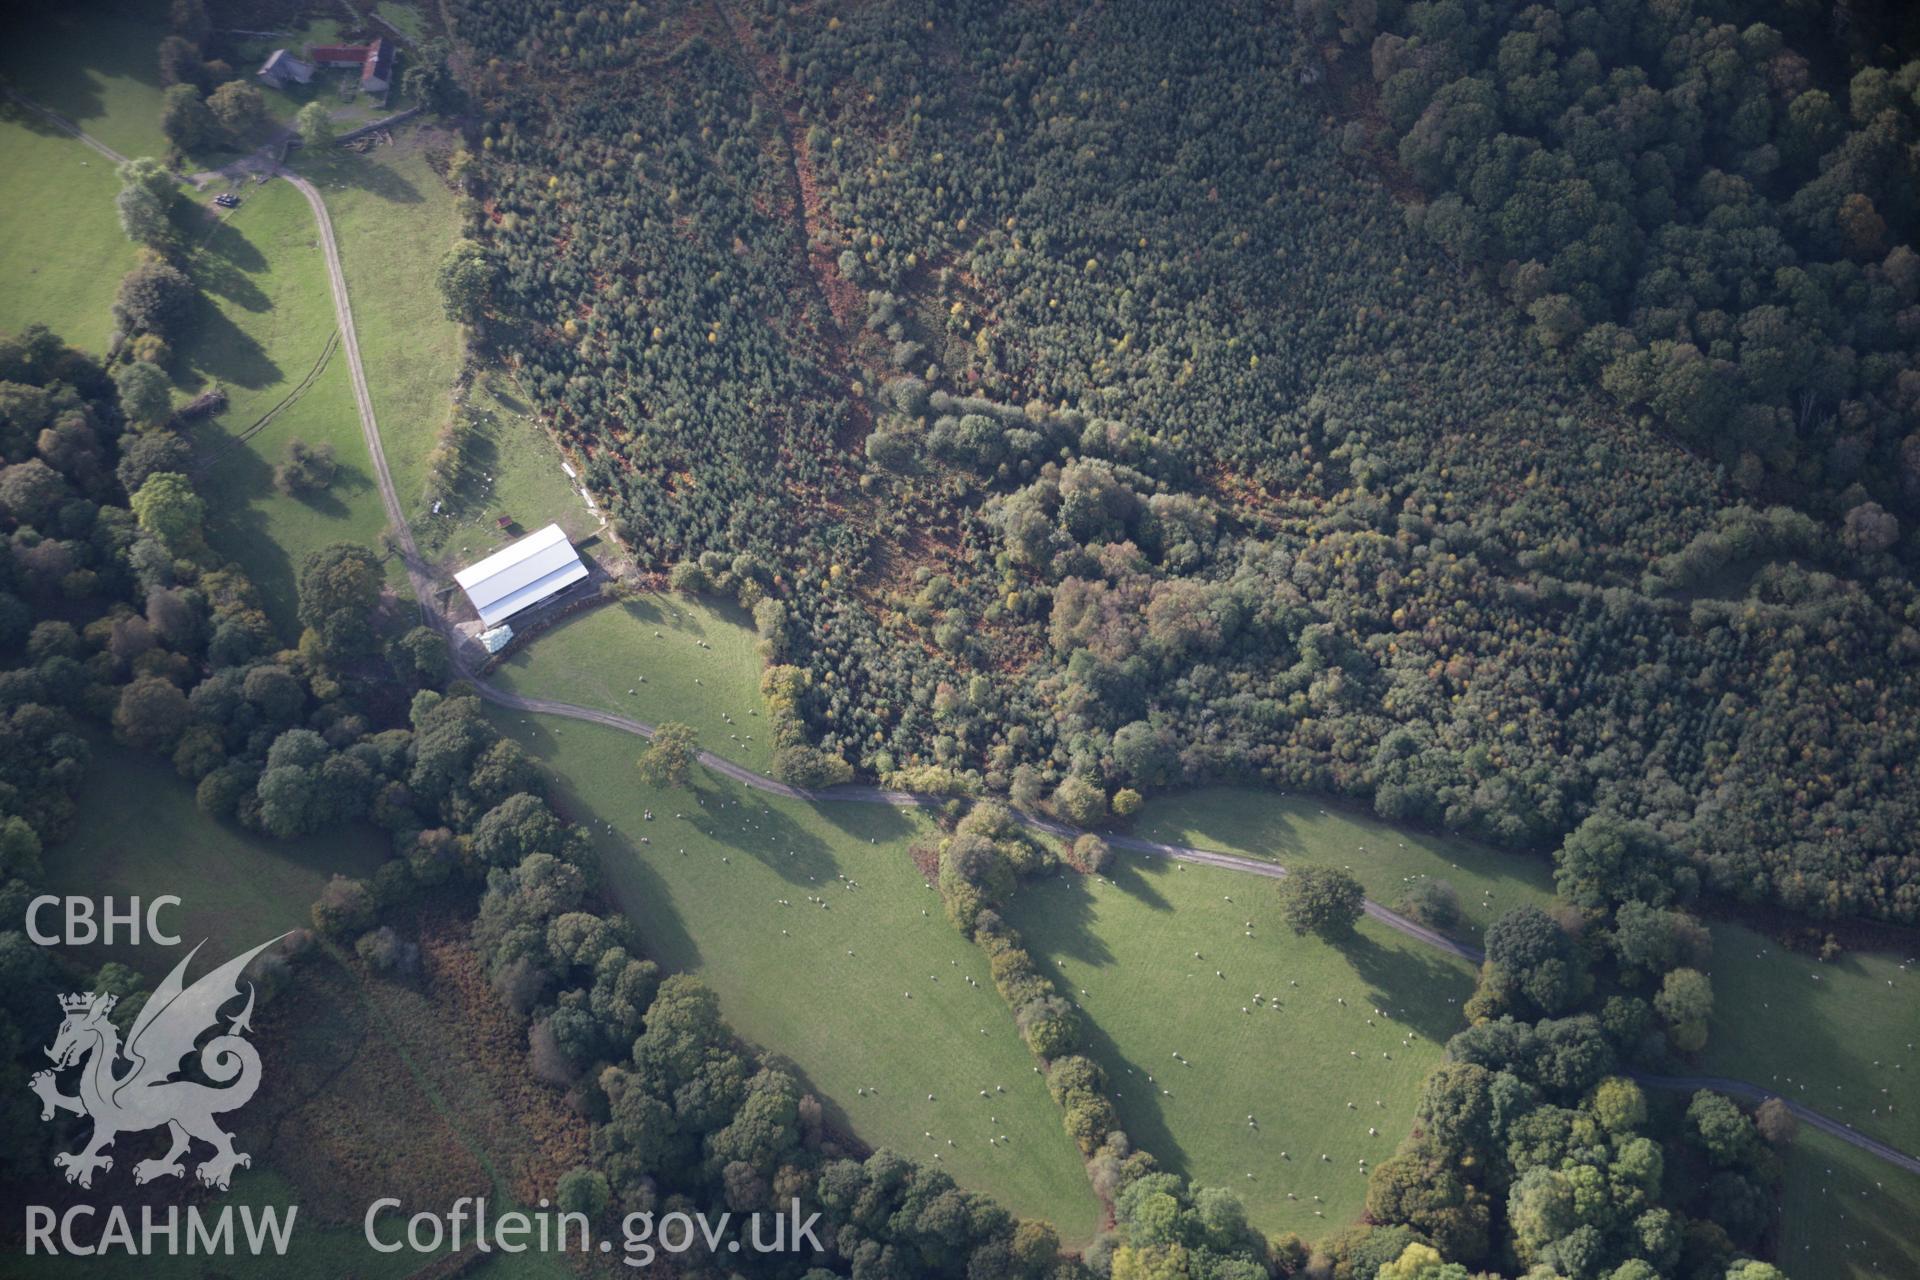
453, 523, 588, 628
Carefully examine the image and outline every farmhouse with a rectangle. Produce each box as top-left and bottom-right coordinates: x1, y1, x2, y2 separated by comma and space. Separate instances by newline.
454, 523, 589, 628
255, 49, 313, 89
307, 37, 396, 93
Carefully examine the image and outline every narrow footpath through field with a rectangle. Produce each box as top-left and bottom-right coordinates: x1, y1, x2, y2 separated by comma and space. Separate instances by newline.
3, 89, 129, 165
30, 94, 1902, 1185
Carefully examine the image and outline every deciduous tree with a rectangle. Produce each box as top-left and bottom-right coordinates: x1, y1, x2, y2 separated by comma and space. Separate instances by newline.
159, 84, 218, 152
297, 543, 382, 657
294, 102, 335, 149
1275, 864, 1365, 938
635, 722, 699, 789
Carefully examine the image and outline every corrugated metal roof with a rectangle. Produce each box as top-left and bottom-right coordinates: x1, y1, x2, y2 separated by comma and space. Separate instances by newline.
454, 523, 587, 627
361, 37, 394, 84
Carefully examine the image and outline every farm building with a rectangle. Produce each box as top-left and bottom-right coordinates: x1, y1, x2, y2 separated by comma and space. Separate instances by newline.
453, 523, 589, 628
307, 38, 395, 92
256, 49, 314, 89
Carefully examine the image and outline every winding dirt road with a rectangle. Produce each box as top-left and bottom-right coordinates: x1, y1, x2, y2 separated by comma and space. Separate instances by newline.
255, 125, 1920, 1184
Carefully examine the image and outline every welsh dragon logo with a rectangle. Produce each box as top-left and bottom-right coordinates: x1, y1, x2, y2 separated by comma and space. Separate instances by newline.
30, 935, 285, 1191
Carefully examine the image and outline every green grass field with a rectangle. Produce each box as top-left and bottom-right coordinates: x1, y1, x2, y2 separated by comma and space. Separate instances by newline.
44, 738, 388, 968
180, 177, 396, 632
0, 114, 141, 352
0, 0, 172, 161
1003, 855, 1475, 1237
1701, 923, 1919, 1155
491, 709, 1104, 1240
376, 1, 429, 42
1139, 786, 1557, 943
300, 131, 464, 523
491, 593, 777, 775
1777, 1127, 1920, 1280
415, 370, 597, 559
1140, 789, 1920, 1138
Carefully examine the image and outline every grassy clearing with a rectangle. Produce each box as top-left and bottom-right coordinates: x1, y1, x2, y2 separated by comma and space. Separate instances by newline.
299, 129, 463, 522
491, 592, 776, 775
1700, 923, 1920, 1154
1140, 790, 1920, 1141
0, 0, 172, 161
1139, 784, 1920, 1248
0, 115, 140, 352
1777, 1127, 1920, 1280
1139, 786, 1556, 943
262, 80, 396, 134
180, 177, 396, 632
375, 1, 429, 42
1003, 856, 1475, 1237
415, 370, 596, 558
44, 738, 387, 967
491, 708, 1105, 1240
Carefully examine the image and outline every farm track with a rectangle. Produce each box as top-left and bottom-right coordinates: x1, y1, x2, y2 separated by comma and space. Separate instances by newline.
4, 89, 128, 165
226, 328, 340, 450
26, 97, 1914, 1184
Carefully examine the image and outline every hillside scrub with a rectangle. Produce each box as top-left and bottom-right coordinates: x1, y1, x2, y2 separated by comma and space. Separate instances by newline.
445, 0, 1920, 940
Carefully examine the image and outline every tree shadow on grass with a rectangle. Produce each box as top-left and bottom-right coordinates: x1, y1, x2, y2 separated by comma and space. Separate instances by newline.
0, 96, 78, 143
1004, 874, 1118, 970
295, 150, 424, 204
497, 710, 705, 972
193, 435, 300, 638
183, 294, 283, 390
683, 778, 843, 890
619, 591, 759, 643
484, 377, 528, 416
999, 897, 1189, 1176
1082, 1008, 1191, 1181
1144, 785, 1309, 864
1702, 928, 1914, 1149
433, 413, 500, 521
1103, 852, 1174, 913
193, 220, 273, 310
280, 459, 372, 520
0, 14, 143, 138
813, 795, 917, 846
1333, 926, 1474, 1045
